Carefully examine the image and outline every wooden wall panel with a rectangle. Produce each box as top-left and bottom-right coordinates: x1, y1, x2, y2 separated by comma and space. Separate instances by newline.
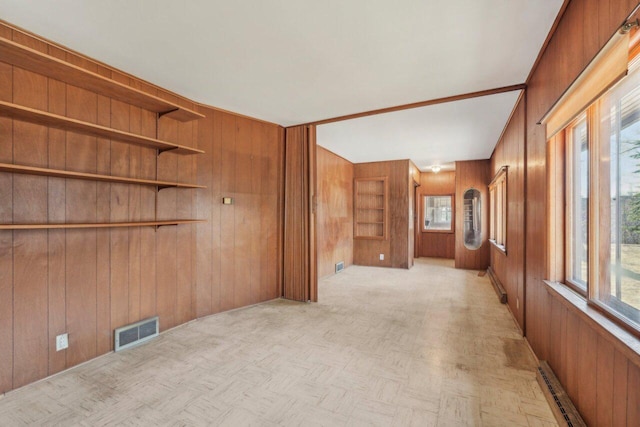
454, 160, 490, 270
0, 20, 285, 394
194, 108, 284, 314
11, 32, 49, 389
613, 349, 629, 426
514, 0, 640, 424
0, 24, 13, 395
195, 109, 214, 317
596, 335, 615, 427
175, 115, 196, 326
417, 171, 455, 259
128, 103, 142, 325
46, 45, 67, 375
219, 112, 236, 311
353, 160, 410, 268
390, 161, 410, 268
627, 360, 640, 426
250, 122, 263, 304
316, 146, 354, 278
95, 65, 113, 356
109, 86, 132, 335
234, 117, 253, 308
65, 57, 99, 367
137, 94, 159, 324
156, 103, 179, 331
489, 96, 525, 329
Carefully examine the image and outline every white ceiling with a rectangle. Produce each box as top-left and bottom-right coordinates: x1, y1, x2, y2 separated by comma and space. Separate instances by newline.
317, 90, 522, 169
0, 0, 562, 168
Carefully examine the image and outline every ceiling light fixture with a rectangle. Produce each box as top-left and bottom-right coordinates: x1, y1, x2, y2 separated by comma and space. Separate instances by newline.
431, 165, 441, 173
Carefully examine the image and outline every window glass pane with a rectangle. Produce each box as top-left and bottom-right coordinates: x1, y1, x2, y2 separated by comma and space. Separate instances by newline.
570, 118, 589, 288
599, 68, 640, 325
424, 195, 452, 231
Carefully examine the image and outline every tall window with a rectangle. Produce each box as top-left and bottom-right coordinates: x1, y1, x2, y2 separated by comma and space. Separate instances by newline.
554, 56, 640, 330
566, 116, 589, 290
596, 64, 640, 325
489, 167, 507, 251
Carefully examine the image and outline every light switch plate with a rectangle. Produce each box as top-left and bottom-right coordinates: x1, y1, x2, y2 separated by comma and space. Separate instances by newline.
379, 254, 384, 260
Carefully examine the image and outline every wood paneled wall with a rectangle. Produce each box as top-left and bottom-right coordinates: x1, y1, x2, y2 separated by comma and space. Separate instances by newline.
283, 125, 317, 302
316, 146, 353, 278
0, 21, 286, 395
0, 23, 199, 393
454, 160, 490, 270
353, 160, 410, 268
512, 0, 640, 425
489, 96, 525, 330
195, 108, 284, 318
417, 171, 456, 259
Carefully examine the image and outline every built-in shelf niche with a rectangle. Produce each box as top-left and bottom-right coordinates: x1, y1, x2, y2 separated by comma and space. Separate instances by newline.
354, 177, 388, 240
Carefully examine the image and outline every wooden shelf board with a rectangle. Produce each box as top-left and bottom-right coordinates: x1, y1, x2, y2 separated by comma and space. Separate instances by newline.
0, 163, 205, 189
0, 101, 203, 155
0, 220, 206, 230
0, 36, 204, 122
159, 108, 204, 122
354, 235, 384, 240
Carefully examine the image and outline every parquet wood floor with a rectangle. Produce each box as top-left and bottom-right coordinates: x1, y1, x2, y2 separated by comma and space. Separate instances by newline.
0, 258, 557, 426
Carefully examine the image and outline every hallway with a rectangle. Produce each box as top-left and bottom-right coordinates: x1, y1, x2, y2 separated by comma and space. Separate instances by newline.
0, 259, 556, 426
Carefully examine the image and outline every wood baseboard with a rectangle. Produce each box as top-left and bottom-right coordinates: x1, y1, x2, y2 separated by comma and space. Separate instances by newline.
486, 266, 507, 304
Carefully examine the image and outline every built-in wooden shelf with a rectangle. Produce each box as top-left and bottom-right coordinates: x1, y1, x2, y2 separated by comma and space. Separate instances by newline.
0, 163, 206, 190
354, 177, 388, 240
0, 101, 203, 155
0, 36, 204, 122
0, 220, 205, 230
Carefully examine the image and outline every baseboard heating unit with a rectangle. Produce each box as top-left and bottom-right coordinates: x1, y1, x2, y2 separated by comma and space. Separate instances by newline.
536, 361, 585, 426
114, 316, 159, 352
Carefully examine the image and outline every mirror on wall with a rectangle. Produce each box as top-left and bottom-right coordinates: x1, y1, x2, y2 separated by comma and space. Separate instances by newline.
463, 188, 482, 250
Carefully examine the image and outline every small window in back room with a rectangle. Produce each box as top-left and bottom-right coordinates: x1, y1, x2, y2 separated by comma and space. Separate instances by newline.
423, 195, 453, 232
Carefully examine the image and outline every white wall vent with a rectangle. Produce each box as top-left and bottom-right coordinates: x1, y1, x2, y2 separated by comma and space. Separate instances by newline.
335, 261, 345, 273
114, 316, 159, 352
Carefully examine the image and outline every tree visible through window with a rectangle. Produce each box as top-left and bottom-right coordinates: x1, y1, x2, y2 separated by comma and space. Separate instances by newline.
598, 66, 640, 324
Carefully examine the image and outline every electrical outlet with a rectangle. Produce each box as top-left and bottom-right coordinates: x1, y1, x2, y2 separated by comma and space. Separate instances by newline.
56, 333, 68, 351
379, 254, 384, 261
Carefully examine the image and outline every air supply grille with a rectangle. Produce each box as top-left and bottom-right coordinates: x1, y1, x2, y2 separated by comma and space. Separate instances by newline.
114, 316, 159, 352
